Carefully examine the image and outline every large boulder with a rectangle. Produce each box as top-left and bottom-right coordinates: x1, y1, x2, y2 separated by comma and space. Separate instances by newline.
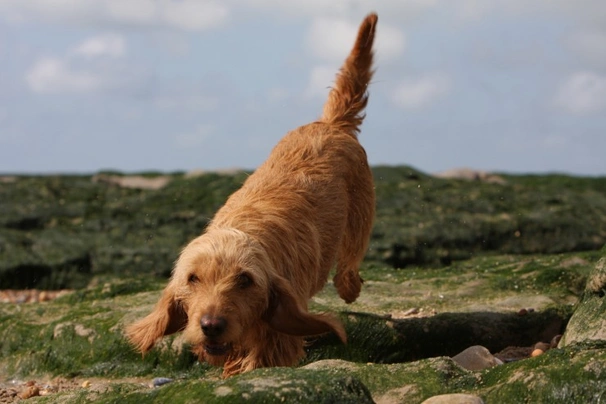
560, 253, 606, 347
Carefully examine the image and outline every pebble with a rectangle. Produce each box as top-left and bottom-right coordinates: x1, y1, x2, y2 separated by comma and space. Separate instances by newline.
152, 377, 174, 387
550, 334, 562, 348
18, 385, 40, 399
533, 342, 550, 352
403, 307, 420, 316
452, 346, 503, 371
421, 393, 485, 404
531, 349, 544, 357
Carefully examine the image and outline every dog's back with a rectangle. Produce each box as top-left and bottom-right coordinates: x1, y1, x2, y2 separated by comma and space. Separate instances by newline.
211, 13, 377, 303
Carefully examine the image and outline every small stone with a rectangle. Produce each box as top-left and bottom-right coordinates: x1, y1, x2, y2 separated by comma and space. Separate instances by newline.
19, 385, 40, 399
531, 349, 544, 357
452, 345, 502, 371
403, 307, 420, 316
40, 384, 58, 395
152, 377, 173, 387
533, 342, 550, 352
422, 393, 485, 404
550, 334, 562, 348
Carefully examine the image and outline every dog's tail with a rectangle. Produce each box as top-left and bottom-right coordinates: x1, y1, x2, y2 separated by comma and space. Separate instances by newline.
319, 13, 377, 136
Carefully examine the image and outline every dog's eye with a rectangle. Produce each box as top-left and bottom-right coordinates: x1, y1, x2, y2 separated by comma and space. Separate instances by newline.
188, 274, 200, 284
236, 272, 253, 289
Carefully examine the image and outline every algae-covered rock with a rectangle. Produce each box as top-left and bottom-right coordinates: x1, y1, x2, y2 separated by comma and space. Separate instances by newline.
451, 346, 502, 371
2, 169, 606, 289
421, 393, 485, 404
98, 369, 374, 404
560, 253, 606, 347
0, 252, 606, 403
306, 308, 570, 365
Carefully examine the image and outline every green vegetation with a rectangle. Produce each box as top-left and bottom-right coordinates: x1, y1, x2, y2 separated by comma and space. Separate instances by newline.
1, 167, 605, 289
0, 166, 605, 402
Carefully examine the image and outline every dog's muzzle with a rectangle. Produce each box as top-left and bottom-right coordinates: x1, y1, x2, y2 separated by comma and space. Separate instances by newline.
200, 315, 226, 337
204, 342, 232, 356
200, 315, 231, 355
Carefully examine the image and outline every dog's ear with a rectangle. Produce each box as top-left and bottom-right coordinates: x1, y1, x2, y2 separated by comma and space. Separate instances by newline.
263, 275, 346, 343
125, 282, 188, 353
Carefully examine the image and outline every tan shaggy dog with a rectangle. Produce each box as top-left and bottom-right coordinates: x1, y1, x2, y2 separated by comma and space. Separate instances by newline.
126, 13, 378, 378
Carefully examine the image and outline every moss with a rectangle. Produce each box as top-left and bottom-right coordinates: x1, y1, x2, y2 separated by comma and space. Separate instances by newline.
2, 168, 605, 289
560, 255, 606, 347
479, 347, 606, 403
33, 369, 375, 404
0, 255, 604, 403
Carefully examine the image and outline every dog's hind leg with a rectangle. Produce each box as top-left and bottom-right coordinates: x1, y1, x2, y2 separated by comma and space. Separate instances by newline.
333, 171, 375, 304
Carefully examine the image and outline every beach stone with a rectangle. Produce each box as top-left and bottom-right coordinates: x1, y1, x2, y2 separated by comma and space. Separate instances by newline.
452, 345, 502, 371
560, 255, 606, 347
422, 393, 485, 404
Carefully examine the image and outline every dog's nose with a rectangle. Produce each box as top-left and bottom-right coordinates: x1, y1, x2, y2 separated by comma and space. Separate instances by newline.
200, 315, 227, 337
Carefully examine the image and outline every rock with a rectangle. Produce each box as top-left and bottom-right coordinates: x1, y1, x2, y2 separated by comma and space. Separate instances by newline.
560, 255, 606, 347
152, 377, 173, 387
185, 168, 244, 178
433, 167, 506, 185
533, 342, 550, 352
422, 393, 485, 404
18, 385, 40, 399
452, 346, 502, 371
531, 348, 544, 357
53, 322, 97, 343
550, 334, 562, 348
92, 174, 171, 190
494, 346, 533, 362
374, 385, 418, 404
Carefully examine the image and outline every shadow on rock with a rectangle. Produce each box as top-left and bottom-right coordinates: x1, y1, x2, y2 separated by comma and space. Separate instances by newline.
306, 307, 571, 364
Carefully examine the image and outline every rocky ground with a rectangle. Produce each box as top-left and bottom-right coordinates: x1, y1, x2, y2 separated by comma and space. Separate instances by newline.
1, 168, 606, 403
1, 250, 605, 403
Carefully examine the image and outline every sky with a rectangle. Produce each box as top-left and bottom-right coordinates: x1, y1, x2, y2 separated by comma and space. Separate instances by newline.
0, 0, 605, 176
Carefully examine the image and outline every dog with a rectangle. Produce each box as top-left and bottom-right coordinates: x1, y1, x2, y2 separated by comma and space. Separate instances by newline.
126, 13, 377, 378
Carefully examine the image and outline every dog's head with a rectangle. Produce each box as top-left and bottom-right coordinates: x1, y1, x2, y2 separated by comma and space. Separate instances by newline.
125, 227, 344, 365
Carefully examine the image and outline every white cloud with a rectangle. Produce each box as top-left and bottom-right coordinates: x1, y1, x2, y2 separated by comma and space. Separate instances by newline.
174, 124, 215, 148
451, 0, 606, 22
72, 33, 126, 58
306, 18, 356, 62
105, 0, 160, 25
304, 65, 338, 99
162, 1, 228, 31
153, 95, 218, 112
0, 0, 229, 31
25, 57, 104, 94
391, 74, 451, 109
236, 0, 437, 21
306, 17, 405, 63
554, 71, 606, 114
25, 34, 141, 95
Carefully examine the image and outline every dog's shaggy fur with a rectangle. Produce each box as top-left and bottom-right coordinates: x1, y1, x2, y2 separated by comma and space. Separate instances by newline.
126, 13, 378, 378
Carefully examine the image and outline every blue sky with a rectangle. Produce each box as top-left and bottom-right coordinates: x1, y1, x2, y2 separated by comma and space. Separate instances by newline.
1, 0, 605, 175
